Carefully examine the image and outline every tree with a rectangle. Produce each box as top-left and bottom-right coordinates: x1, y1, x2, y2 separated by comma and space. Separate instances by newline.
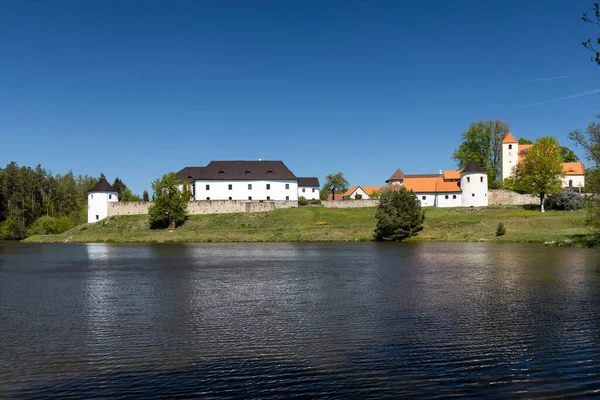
148, 172, 191, 229
374, 187, 425, 241
569, 114, 600, 226
513, 137, 564, 212
321, 172, 349, 201
559, 146, 580, 163
518, 138, 533, 145
112, 177, 142, 202
582, 2, 600, 64
452, 120, 510, 188
143, 190, 150, 202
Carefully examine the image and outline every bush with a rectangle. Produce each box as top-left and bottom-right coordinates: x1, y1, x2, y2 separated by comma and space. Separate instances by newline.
298, 196, 308, 206
310, 199, 322, 205
26, 215, 71, 236
496, 222, 506, 236
355, 194, 363, 200
544, 189, 584, 211
374, 187, 424, 241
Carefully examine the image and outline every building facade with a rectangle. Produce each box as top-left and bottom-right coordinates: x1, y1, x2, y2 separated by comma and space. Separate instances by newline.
88, 177, 119, 223
297, 177, 320, 200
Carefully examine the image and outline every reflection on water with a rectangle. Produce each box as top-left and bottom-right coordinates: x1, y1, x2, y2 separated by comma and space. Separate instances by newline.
1, 242, 600, 398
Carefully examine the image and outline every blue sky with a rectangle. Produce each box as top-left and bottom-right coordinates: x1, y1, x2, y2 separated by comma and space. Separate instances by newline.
1, 0, 599, 195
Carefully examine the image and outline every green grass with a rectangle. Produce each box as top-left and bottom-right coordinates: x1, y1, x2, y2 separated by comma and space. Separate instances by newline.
23, 205, 595, 246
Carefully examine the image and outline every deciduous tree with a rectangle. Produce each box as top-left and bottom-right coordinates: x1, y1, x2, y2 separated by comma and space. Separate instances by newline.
148, 172, 191, 229
513, 137, 564, 212
321, 172, 349, 201
452, 120, 510, 188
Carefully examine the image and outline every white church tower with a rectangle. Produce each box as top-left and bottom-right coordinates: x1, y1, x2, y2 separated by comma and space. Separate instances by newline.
501, 132, 519, 181
88, 177, 118, 223
460, 159, 488, 207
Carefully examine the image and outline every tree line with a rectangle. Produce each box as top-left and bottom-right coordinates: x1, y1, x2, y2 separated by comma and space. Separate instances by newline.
0, 162, 142, 239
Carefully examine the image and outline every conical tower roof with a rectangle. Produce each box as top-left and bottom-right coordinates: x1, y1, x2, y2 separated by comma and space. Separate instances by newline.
385, 168, 405, 183
461, 158, 486, 174
88, 177, 117, 192
502, 133, 518, 144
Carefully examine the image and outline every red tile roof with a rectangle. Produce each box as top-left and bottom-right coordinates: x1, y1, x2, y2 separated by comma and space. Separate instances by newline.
502, 133, 518, 144
563, 162, 585, 175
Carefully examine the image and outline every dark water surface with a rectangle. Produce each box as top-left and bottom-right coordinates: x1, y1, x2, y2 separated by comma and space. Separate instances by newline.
2, 242, 600, 398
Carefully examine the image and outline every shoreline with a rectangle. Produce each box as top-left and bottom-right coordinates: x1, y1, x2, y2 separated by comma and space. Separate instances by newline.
22, 206, 597, 248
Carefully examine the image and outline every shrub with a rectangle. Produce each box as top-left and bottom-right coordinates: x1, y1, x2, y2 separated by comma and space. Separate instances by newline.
544, 189, 584, 211
374, 187, 424, 241
355, 194, 363, 200
496, 222, 506, 236
298, 196, 308, 206
310, 199, 322, 205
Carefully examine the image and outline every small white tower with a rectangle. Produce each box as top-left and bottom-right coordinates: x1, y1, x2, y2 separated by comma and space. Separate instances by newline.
501, 132, 519, 181
461, 159, 488, 207
385, 169, 405, 186
88, 177, 119, 223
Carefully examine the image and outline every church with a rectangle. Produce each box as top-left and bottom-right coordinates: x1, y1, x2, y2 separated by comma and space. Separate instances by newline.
500, 133, 585, 189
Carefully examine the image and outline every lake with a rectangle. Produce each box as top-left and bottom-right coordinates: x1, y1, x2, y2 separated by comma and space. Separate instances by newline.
1, 242, 600, 398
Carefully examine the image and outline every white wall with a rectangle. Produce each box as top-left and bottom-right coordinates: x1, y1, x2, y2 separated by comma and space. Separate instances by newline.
501, 142, 519, 181
88, 191, 118, 223
346, 187, 369, 199
193, 180, 298, 201
435, 193, 462, 207
415, 193, 436, 207
461, 173, 488, 207
298, 186, 320, 200
562, 175, 585, 189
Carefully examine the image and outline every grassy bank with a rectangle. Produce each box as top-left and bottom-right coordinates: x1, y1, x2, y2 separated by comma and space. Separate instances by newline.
23, 205, 594, 246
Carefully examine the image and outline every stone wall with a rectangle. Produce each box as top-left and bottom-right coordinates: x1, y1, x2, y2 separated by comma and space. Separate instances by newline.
488, 189, 538, 205
322, 199, 380, 208
107, 200, 298, 217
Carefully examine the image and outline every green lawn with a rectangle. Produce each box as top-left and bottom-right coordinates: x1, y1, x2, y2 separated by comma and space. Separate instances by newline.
23, 205, 594, 246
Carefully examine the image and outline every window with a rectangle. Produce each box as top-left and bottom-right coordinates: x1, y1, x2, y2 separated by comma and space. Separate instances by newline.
422, 196, 426, 200
569, 179, 573, 187
472, 193, 475, 197
285, 184, 289, 189
109, 194, 112, 199
206, 197, 210, 200
453, 195, 457, 199
302, 188, 305, 193
266, 184, 270, 190
509, 144, 512, 149
206, 184, 210, 190
91, 195, 93, 199
96, 215, 99, 220
248, 196, 252, 200
228, 184, 232, 190
480, 177, 483, 183
248, 184, 252, 190
267, 196, 270, 200
286, 196, 289, 200
445, 195, 449, 199
229, 197, 232, 200
312, 188, 315, 193
467, 177, 470, 183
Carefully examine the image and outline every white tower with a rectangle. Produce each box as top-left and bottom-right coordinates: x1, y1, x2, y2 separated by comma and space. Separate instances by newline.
88, 177, 119, 223
461, 159, 488, 207
501, 133, 519, 181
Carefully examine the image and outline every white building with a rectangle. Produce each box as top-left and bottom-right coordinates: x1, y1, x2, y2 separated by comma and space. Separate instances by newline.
88, 177, 119, 223
501, 133, 585, 189
341, 186, 383, 199
297, 177, 320, 200
385, 158, 488, 207
176, 160, 300, 201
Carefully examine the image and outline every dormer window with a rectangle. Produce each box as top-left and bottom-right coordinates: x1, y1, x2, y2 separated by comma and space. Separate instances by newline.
267, 170, 274, 174
245, 170, 251, 174
218, 170, 224, 174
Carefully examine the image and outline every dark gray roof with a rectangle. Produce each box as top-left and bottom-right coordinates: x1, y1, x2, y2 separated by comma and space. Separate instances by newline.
386, 168, 405, 183
89, 177, 117, 193
462, 158, 486, 174
175, 161, 297, 181
298, 177, 320, 187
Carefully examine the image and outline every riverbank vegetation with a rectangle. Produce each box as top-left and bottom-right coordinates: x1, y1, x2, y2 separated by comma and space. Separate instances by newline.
0, 162, 140, 240
24, 205, 593, 246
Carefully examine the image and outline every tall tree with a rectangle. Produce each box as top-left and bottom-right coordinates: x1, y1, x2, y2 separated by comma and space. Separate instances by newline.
570, 114, 600, 226
148, 172, 191, 229
582, 2, 600, 64
320, 172, 349, 201
143, 190, 150, 202
452, 120, 510, 188
374, 187, 425, 241
513, 137, 564, 212
559, 146, 580, 163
